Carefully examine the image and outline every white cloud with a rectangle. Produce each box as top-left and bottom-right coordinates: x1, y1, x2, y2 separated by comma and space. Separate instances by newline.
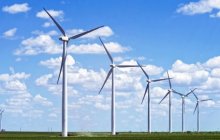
68, 42, 129, 54
39, 55, 75, 69
95, 102, 110, 110
205, 56, 220, 68
2, 3, 30, 14
31, 30, 58, 36
33, 94, 53, 106
36, 9, 64, 19
35, 74, 53, 86
43, 22, 53, 27
167, 60, 209, 86
177, 0, 220, 17
67, 26, 113, 38
211, 68, 220, 77
15, 35, 61, 55
15, 33, 129, 55
3, 28, 17, 38
4, 80, 27, 91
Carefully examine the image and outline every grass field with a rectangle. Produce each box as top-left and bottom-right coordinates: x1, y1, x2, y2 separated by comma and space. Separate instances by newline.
1, 132, 220, 140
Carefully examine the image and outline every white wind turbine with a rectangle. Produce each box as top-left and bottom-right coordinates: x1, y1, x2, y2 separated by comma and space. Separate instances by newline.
44, 8, 104, 137
159, 71, 174, 133
98, 37, 140, 135
0, 109, 4, 131
137, 61, 170, 133
172, 89, 196, 132
190, 90, 212, 132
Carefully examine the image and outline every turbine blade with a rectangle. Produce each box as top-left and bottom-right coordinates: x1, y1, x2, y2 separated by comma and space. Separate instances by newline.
193, 103, 198, 114
69, 26, 104, 40
99, 37, 113, 63
43, 8, 65, 36
98, 68, 113, 94
137, 61, 149, 79
192, 92, 198, 100
57, 54, 67, 84
159, 91, 170, 104
151, 78, 170, 82
186, 88, 197, 96
141, 83, 149, 104
173, 90, 183, 96
200, 99, 212, 102
167, 71, 172, 89
116, 65, 140, 68
57, 42, 68, 84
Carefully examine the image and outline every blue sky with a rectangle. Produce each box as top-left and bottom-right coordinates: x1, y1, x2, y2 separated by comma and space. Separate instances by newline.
1, 0, 220, 132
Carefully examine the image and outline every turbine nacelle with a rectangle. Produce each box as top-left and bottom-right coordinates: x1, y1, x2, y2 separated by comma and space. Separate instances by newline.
168, 89, 173, 92
147, 80, 151, 83
110, 64, 116, 68
59, 36, 69, 41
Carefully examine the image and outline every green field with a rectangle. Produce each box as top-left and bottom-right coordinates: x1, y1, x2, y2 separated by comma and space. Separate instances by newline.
1, 132, 220, 140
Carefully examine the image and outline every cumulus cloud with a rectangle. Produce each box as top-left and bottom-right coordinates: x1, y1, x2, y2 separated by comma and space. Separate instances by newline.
15, 33, 128, 55
36, 9, 64, 19
39, 55, 75, 69
2, 3, 30, 14
204, 56, 220, 68
14, 34, 61, 55
68, 42, 129, 54
177, 0, 220, 18
33, 94, 53, 106
67, 26, 113, 38
3, 28, 17, 38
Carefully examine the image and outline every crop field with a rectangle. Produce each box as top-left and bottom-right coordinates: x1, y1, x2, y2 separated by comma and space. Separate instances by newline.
1, 132, 220, 140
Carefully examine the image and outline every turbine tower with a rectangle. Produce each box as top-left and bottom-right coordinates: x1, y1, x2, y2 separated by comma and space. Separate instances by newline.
172, 89, 196, 132
159, 71, 174, 133
191, 91, 212, 132
137, 62, 170, 133
0, 109, 4, 131
98, 37, 139, 135
44, 8, 104, 137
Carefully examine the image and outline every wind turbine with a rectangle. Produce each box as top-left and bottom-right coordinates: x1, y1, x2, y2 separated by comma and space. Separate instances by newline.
43, 8, 104, 137
98, 37, 140, 135
190, 90, 212, 132
0, 109, 4, 131
137, 62, 170, 133
172, 88, 196, 132
159, 71, 174, 133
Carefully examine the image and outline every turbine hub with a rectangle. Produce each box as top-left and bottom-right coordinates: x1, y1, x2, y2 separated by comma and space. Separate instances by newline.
110, 64, 116, 68
147, 80, 151, 83
59, 36, 69, 41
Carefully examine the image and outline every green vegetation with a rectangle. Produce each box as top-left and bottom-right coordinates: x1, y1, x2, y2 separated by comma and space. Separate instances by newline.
0, 132, 220, 140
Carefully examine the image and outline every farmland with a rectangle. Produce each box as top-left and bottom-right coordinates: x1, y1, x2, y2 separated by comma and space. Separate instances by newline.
0, 132, 220, 140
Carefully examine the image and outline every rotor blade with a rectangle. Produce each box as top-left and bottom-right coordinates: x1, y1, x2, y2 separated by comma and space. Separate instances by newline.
141, 83, 149, 104
151, 78, 171, 82
186, 88, 197, 96
167, 71, 172, 89
57, 42, 68, 84
57, 54, 66, 84
69, 26, 104, 40
200, 99, 212, 102
192, 92, 198, 100
43, 8, 65, 36
173, 90, 184, 96
99, 37, 113, 63
116, 65, 140, 68
137, 61, 149, 79
159, 91, 170, 104
98, 68, 113, 94
193, 103, 198, 114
